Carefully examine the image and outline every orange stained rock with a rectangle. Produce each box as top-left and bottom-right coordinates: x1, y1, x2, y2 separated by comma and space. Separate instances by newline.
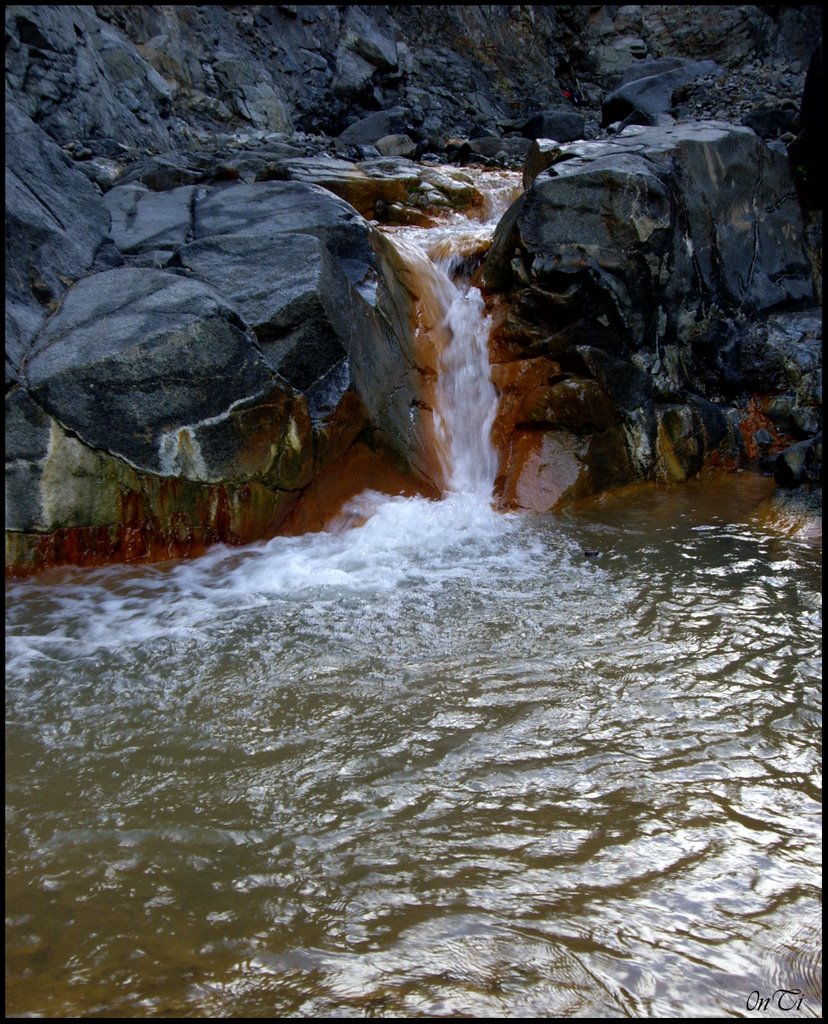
279, 437, 440, 536
496, 430, 590, 513
738, 395, 795, 460
5, 479, 296, 578
489, 355, 564, 460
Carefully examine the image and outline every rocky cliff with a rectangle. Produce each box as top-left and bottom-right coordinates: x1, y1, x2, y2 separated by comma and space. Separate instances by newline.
5, 4, 822, 574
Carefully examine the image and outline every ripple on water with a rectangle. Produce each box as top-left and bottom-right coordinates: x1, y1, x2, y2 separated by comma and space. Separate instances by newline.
5, 467, 822, 1017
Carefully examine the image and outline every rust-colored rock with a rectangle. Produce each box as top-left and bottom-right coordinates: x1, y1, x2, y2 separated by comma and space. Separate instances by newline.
280, 436, 439, 536
5, 478, 298, 578
519, 377, 618, 431
497, 430, 590, 512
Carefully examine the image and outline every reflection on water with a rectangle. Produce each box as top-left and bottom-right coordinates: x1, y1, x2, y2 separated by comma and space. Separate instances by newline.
5, 472, 821, 1018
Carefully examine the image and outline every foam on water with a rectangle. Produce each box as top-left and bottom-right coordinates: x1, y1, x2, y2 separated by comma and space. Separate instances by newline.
5, 490, 552, 667
7, 172, 527, 665
5, 168, 821, 1020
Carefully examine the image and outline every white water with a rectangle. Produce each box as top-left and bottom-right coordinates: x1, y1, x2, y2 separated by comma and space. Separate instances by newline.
384, 203, 510, 500
5, 168, 822, 1018
7, 172, 526, 658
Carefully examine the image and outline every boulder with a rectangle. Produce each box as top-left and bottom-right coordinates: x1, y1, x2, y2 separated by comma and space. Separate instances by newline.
741, 107, 799, 141
179, 177, 443, 484
459, 136, 533, 165
523, 138, 567, 189
5, 381, 304, 567
105, 183, 196, 261
169, 231, 354, 400
774, 434, 822, 487
23, 268, 294, 482
484, 122, 814, 501
338, 107, 410, 145
518, 110, 586, 142
491, 123, 813, 348
192, 179, 376, 287
375, 134, 417, 158
5, 99, 110, 382
601, 58, 721, 127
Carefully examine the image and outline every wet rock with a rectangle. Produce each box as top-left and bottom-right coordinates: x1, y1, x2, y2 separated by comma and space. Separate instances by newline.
519, 378, 619, 432
774, 434, 822, 487
5, 3, 824, 571
273, 156, 482, 223
485, 121, 810, 498
736, 312, 822, 439
499, 430, 591, 511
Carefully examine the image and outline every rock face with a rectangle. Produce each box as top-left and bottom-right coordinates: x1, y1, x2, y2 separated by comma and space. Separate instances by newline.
5, 5, 174, 150
483, 121, 819, 509
4, 4, 823, 573
5, 99, 111, 385
7, 165, 441, 571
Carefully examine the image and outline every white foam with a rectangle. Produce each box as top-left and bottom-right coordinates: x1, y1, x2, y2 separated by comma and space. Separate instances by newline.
6, 172, 532, 659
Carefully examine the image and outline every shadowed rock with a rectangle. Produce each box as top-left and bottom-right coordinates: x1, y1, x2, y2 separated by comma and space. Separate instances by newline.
5, 99, 110, 382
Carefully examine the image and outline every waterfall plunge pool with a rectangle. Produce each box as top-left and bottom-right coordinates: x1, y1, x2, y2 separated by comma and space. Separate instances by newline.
5, 472, 822, 1018
5, 169, 822, 1017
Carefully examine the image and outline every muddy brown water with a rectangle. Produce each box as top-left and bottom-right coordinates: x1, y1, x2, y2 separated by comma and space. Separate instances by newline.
5, 472, 821, 1018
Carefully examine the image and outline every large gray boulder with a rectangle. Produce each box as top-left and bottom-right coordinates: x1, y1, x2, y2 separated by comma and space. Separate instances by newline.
486, 122, 813, 349
192, 180, 376, 288
23, 268, 293, 483
169, 231, 353, 404
5, 99, 110, 382
601, 58, 721, 127
99, 177, 435, 485
338, 107, 411, 145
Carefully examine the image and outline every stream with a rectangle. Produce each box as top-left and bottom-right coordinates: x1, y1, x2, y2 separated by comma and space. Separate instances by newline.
5, 170, 822, 1019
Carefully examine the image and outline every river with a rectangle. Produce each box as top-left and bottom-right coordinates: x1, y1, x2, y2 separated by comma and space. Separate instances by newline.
5, 171, 822, 1019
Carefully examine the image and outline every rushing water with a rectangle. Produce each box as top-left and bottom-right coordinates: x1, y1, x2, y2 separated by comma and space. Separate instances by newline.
5, 172, 822, 1019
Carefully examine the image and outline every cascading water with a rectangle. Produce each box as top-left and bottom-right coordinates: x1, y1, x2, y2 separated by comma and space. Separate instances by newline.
377, 180, 515, 506
5, 169, 821, 1019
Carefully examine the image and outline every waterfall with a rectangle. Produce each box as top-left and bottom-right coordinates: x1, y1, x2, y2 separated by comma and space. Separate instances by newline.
431, 254, 499, 499
380, 173, 520, 506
